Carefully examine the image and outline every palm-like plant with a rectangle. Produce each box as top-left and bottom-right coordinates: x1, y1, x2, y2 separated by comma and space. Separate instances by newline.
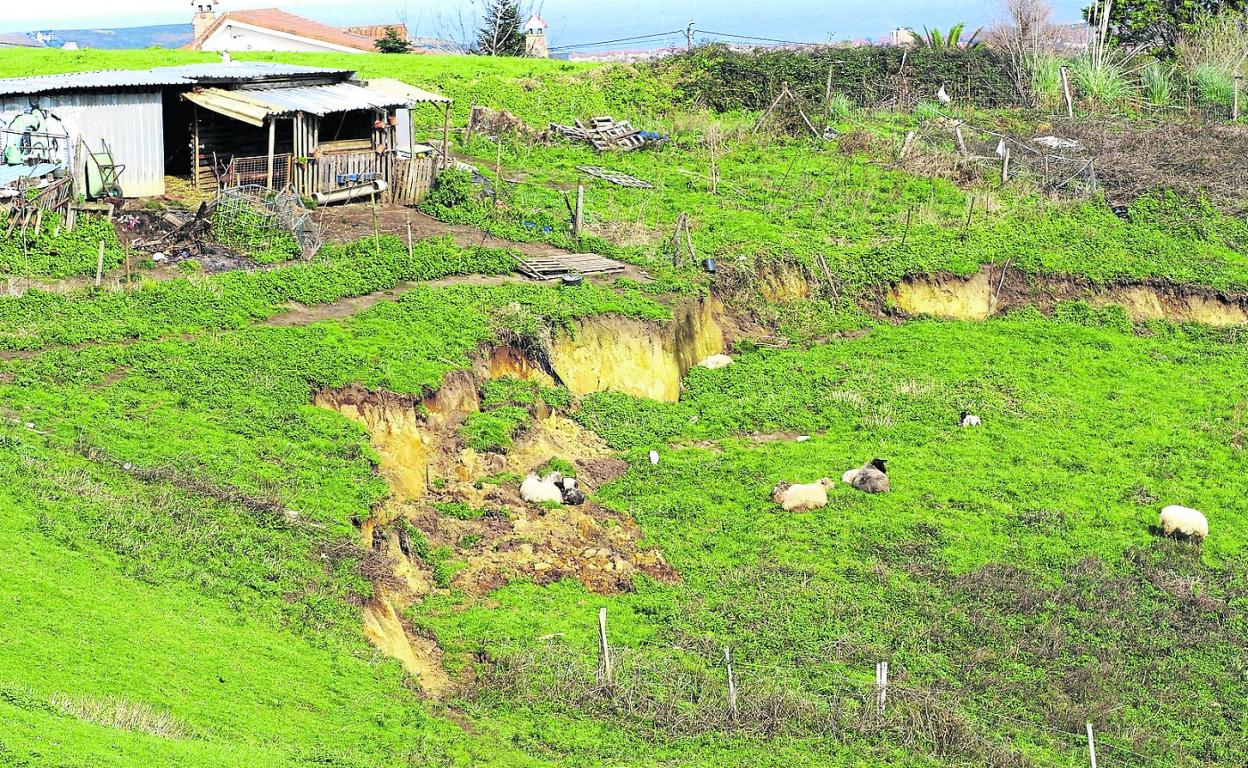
921, 22, 984, 49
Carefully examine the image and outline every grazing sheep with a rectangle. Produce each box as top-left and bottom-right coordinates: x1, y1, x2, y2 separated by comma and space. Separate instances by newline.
1159, 505, 1208, 543
698, 354, 734, 370
520, 473, 564, 505
841, 459, 890, 494
771, 478, 833, 512
959, 411, 982, 427
649, 450, 660, 465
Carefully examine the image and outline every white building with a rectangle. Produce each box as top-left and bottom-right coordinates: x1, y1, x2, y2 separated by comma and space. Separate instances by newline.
524, 14, 549, 58
186, 6, 382, 54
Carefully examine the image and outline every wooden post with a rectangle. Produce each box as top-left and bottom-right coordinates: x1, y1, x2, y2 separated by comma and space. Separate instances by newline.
371, 195, 380, 258
124, 242, 131, 291
875, 661, 889, 716
1060, 66, 1074, 118
723, 647, 738, 722
266, 117, 276, 191
406, 216, 414, 260
597, 607, 612, 686
464, 103, 475, 149
1001, 146, 1011, 184
493, 139, 502, 208
954, 125, 967, 156
1086, 722, 1098, 768
442, 103, 452, 169
94, 240, 105, 288
899, 130, 916, 160
573, 184, 584, 240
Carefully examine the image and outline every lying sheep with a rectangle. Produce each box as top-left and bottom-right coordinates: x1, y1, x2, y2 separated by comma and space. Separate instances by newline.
520, 472, 565, 505
698, 354, 734, 370
1159, 505, 1208, 543
841, 459, 890, 493
959, 411, 982, 427
771, 478, 833, 512
560, 476, 586, 505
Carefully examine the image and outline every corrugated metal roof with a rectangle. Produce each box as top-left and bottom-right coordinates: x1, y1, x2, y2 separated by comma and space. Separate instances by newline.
154, 62, 355, 81
0, 69, 192, 96
185, 83, 409, 126
366, 78, 452, 104
0, 61, 354, 97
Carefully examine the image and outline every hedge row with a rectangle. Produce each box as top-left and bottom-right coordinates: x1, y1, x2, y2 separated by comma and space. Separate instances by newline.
660, 44, 1023, 112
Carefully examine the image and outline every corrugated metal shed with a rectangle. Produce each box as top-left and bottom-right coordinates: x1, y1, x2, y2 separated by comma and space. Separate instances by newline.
185, 83, 408, 126
0, 91, 166, 197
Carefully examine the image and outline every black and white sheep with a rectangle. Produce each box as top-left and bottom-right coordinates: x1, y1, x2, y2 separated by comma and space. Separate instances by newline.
841, 459, 890, 493
959, 411, 982, 427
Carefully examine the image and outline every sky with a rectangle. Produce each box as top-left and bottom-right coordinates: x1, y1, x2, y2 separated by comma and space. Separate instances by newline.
0, 0, 1090, 45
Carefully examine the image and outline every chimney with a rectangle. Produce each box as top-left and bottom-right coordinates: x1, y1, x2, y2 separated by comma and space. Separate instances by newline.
192, 1, 218, 42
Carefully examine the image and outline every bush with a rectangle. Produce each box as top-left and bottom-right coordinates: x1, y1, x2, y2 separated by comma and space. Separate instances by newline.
660, 44, 1021, 114
421, 168, 477, 213
1191, 63, 1235, 106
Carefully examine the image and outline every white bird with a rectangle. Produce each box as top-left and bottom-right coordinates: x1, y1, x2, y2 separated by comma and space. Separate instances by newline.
648, 450, 660, 465
937, 84, 951, 105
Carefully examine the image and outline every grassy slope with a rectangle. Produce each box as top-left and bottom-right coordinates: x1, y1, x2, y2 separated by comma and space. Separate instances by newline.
0, 48, 1245, 767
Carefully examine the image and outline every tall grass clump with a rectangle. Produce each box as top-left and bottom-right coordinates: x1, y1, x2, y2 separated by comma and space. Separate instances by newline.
1028, 54, 1063, 109
826, 91, 854, 120
1191, 63, 1236, 106
1071, 51, 1137, 109
1139, 61, 1175, 108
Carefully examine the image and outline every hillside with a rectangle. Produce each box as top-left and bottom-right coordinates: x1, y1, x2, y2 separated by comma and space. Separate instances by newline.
0, 48, 1245, 768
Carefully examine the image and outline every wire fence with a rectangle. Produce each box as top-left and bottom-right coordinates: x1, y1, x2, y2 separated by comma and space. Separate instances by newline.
213, 185, 322, 260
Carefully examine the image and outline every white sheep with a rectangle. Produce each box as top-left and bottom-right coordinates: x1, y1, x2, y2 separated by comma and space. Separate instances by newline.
841, 459, 890, 493
1159, 505, 1208, 542
771, 478, 833, 512
520, 473, 564, 505
697, 354, 734, 370
959, 411, 982, 427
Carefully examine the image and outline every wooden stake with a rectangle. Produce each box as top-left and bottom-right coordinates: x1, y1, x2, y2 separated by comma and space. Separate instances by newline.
1060, 66, 1074, 118
124, 242, 132, 291
597, 607, 612, 686
94, 240, 105, 288
1086, 722, 1098, 768
371, 195, 380, 258
876, 661, 889, 716
573, 184, 584, 240
465, 103, 476, 148
1001, 146, 1011, 184
954, 125, 968, 157
900, 206, 913, 248
266, 117, 276, 191
494, 140, 503, 208
406, 216, 414, 260
899, 130, 916, 160
723, 647, 738, 722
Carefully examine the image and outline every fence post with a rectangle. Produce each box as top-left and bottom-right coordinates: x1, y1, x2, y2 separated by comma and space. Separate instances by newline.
1060, 66, 1074, 119
1001, 146, 1011, 184
573, 184, 584, 241
723, 647, 738, 722
875, 661, 889, 716
94, 240, 105, 288
1086, 722, 1098, 768
597, 607, 612, 686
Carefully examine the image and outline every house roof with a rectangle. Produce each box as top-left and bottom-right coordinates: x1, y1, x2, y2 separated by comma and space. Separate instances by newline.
0, 33, 43, 48
523, 14, 548, 32
186, 8, 380, 52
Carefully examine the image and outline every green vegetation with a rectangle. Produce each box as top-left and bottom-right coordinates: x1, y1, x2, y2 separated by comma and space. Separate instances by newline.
0, 213, 122, 277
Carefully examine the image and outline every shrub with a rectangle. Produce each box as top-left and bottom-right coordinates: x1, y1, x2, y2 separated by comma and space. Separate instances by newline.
1191, 63, 1235, 106
1070, 53, 1137, 109
1140, 61, 1175, 108
421, 168, 477, 213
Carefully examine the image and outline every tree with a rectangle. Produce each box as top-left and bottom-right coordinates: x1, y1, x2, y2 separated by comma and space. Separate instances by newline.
375, 26, 413, 54
1083, 0, 1247, 54
987, 0, 1062, 102
921, 22, 985, 48
474, 0, 525, 56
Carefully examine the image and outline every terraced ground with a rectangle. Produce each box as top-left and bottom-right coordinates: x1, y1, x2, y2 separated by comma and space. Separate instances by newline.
0, 49, 1245, 768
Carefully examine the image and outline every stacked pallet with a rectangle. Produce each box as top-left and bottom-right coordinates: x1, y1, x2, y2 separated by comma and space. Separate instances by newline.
516, 253, 627, 281
549, 116, 647, 152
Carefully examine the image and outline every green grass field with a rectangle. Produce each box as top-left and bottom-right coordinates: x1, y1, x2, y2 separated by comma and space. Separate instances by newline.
1, 48, 1245, 768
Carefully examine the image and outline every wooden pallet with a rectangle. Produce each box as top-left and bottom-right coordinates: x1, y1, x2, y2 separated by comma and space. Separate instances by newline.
516, 253, 627, 281
576, 166, 653, 188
